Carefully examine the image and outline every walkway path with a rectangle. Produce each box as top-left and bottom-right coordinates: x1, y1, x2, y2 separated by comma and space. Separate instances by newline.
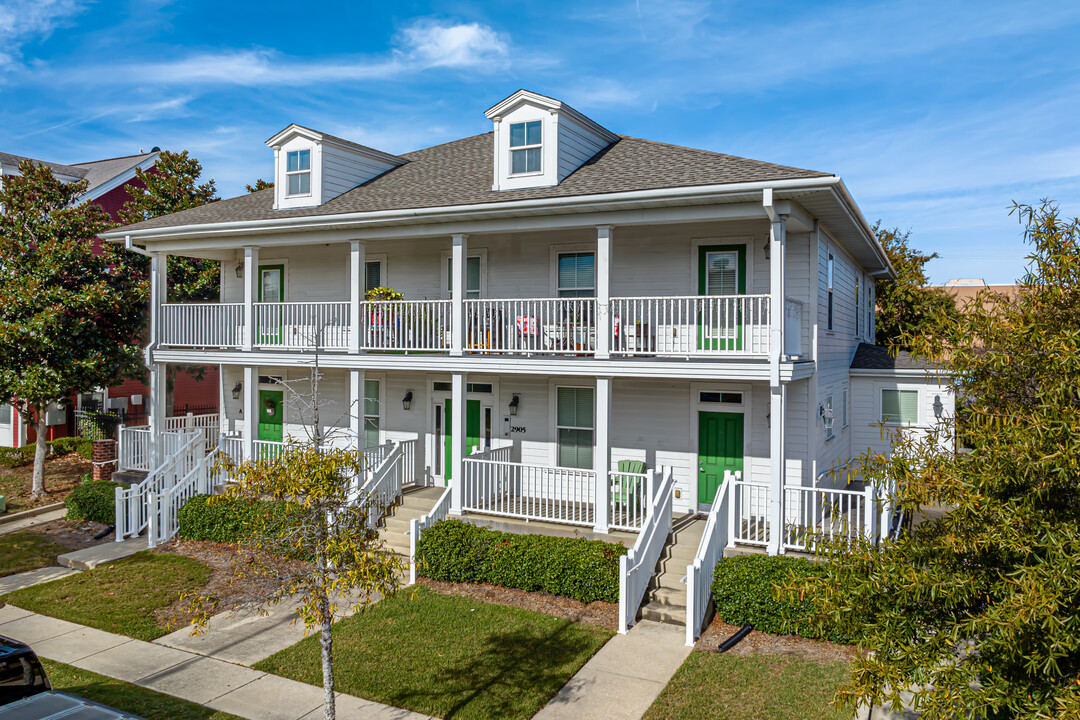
0, 506, 66, 535
534, 620, 691, 720
0, 604, 430, 720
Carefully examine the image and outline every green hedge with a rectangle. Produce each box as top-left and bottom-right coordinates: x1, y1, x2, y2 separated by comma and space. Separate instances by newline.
48, 437, 93, 460
0, 445, 36, 469
65, 479, 120, 524
177, 494, 283, 543
711, 554, 855, 644
416, 519, 627, 603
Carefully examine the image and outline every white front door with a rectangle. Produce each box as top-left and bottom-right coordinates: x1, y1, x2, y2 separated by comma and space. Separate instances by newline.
0, 404, 15, 448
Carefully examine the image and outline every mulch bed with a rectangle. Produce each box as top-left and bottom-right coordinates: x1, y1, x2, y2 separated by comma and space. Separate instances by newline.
419, 577, 619, 632
0, 453, 92, 515
696, 614, 861, 662
25, 518, 113, 550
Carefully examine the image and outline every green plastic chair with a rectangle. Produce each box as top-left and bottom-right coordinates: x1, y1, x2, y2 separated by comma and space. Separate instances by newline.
612, 459, 648, 513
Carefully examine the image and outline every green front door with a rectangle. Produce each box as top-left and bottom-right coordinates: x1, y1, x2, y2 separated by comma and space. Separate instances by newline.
443, 399, 481, 484
258, 389, 284, 443
258, 264, 285, 345
698, 245, 746, 351
698, 411, 743, 505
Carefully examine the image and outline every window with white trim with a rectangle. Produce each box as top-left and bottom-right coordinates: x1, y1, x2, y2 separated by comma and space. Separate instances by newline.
557, 252, 595, 298
556, 386, 593, 469
285, 149, 311, 196
881, 389, 919, 425
509, 121, 542, 174
365, 260, 383, 293
826, 253, 835, 331
446, 256, 481, 299
0, 404, 11, 424
824, 394, 835, 440
363, 380, 380, 448
842, 387, 849, 428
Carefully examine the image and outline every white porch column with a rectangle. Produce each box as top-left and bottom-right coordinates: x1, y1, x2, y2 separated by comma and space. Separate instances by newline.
148, 252, 167, 356
450, 372, 467, 514
349, 369, 365, 449
767, 384, 786, 555
242, 246, 259, 351
765, 192, 787, 384
349, 241, 365, 354
450, 234, 468, 357
242, 365, 257, 462
595, 226, 613, 360
593, 376, 612, 533
148, 363, 167, 466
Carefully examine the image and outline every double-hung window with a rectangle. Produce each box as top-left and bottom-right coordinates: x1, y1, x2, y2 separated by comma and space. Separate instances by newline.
363, 380, 381, 448
556, 387, 594, 469
447, 256, 481, 299
557, 252, 595, 297
285, 149, 311, 196
509, 121, 542, 174
826, 253, 835, 331
881, 389, 919, 425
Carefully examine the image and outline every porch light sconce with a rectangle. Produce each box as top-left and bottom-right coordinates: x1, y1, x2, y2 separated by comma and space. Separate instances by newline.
933, 395, 944, 420
235, 261, 244, 279
765, 411, 770, 428
402, 391, 413, 411
763, 240, 770, 260
508, 395, 520, 416
231, 382, 242, 400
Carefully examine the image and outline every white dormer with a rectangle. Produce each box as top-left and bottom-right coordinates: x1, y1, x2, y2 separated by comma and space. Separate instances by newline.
265, 125, 406, 210
485, 90, 618, 192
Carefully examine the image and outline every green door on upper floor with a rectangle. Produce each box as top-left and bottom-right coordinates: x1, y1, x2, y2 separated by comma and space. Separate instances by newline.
698, 245, 746, 351
258, 389, 284, 443
698, 411, 743, 505
442, 399, 481, 484
258, 264, 285, 345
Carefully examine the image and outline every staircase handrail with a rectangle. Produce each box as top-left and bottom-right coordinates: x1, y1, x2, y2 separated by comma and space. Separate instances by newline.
409, 486, 453, 585
147, 440, 217, 548
114, 428, 203, 541
685, 470, 737, 646
353, 441, 404, 529
618, 465, 675, 634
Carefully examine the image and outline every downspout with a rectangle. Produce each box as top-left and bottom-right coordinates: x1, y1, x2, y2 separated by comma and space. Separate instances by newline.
124, 234, 154, 257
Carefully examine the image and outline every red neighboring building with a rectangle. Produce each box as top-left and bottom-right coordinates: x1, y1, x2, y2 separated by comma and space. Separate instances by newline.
0, 150, 220, 448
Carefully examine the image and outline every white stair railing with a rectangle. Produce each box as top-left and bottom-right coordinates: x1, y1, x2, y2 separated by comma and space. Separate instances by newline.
618, 466, 675, 634
164, 413, 220, 447
608, 468, 651, 531
730, 478, 770, 546
409, 486, 452, 585
115, 429, 203, 541
118, 426, 153, 471
685, 471, 737, 646
147, 442, 217, 548
353, 442, 405, 529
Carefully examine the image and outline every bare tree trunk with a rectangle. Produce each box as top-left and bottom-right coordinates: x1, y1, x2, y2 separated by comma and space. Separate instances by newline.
30, 412, 49, 500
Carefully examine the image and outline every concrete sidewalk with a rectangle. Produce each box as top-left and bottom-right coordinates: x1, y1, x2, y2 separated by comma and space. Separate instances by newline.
0, 604, 430, 720
534, 620, 692, 720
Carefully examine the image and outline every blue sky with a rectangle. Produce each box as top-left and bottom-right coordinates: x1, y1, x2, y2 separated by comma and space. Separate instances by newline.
2, 0, 1078, 284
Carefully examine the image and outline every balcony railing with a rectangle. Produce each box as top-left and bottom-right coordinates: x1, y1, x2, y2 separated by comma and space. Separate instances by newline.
161, 303, 244, 348
362, 300, 451, 352
254, 302, 350, 350
610, 295, 770, 356
464, 298, 597, 355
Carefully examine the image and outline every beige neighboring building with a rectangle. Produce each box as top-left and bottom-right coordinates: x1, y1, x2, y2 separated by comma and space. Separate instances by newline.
931, 278, 1021, 309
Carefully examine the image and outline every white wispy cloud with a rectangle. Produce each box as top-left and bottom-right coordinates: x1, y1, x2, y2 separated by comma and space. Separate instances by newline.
0, 0, 89, 73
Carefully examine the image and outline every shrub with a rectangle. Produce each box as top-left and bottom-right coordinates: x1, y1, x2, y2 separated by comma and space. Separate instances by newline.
48, 436, 93, 460
416, 519, 627, 603
0, 445, 36, 469
711, 554, 855, 644
65, 479, 121, 524
178, 494, 283, 543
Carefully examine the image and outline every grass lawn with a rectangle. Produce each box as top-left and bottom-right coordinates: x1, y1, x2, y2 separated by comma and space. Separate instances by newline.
42, 659, 242, 720
254, 586, 612, 720
0, 453, 90, 515
643, 651, 852, 720
0, 531, 69, 577
1, 551, 211, 641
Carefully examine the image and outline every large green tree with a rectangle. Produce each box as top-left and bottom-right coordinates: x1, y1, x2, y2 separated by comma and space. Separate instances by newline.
873, 223, 959, 349
120, 150, 220, 302
791, 202, 1080, 720
0, 161, 147, 498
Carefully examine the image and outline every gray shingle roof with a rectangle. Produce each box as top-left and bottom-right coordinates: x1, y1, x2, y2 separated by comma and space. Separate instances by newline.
0, 151, 88, 180
118, 132, 832, 233
850, 343, 936, 371
73, 152, 157, 193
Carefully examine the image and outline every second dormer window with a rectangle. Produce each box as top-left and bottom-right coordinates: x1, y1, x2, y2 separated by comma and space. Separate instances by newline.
286, 149, 311, 196
509, 121, 542, 174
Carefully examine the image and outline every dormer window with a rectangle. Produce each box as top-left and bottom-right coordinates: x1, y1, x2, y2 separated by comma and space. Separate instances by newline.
286, 149, 311, 196
509, 121, 542, 174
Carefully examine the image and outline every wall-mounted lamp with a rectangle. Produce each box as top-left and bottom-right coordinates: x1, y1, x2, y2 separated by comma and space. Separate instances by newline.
231, 382, 242, 400
933, 395, 944, 420
763, 240, 770, 260
402, 390, 413, 411
508, 395, 520, 416
235, 261, 244, 279
765, 411, 770, 428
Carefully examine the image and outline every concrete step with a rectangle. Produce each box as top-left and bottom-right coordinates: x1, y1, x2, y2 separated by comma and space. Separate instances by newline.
639, 600, 686, 626
111, 470, 147, 486
646, 585, 686, 609
650, 569, 688, 592
58, 537, 147, 570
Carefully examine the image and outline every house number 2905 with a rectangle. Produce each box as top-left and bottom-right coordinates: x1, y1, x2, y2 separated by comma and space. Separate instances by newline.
510, 425, 526, 434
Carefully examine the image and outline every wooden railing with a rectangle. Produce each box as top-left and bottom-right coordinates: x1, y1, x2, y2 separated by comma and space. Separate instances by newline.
462, 457, 597, 527
463, 298, 597, 354
409, 486, 452, 584
610, 295, 770, 356
254, 302, 351, 350
608, 468, 651, 531
160, 303, 244, 348
619, 466, 674, 634
686, 471, 736, 646
362, 300, 451, 351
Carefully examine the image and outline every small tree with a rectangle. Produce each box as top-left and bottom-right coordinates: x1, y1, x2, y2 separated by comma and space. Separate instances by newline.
790, 202, 1080, 720
120, 150, 220, 302
873, 223, 959, 349
245, 179, 273, 192
0, 161, 146, 498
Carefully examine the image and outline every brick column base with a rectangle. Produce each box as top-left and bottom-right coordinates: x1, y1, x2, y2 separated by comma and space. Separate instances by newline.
92, 439, 117, 482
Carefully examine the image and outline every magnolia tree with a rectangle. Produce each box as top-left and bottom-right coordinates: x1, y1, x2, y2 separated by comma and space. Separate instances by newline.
0, 161, 146, 497
788, 202, 1080, 720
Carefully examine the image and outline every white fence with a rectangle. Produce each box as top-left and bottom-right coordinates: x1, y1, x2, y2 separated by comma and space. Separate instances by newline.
254, 302, 350, 350
783, 483, 874, 552
685, 471, 736, 646
462, 457, 597, 527
608, 469, 651, 531
115, 429, 202, 541
731, 479, 770, 546
164, 413, 220, 446
784, 297, 803, 357
618, 467, 674, 634
409, 486, 452, 585
118, 426, 153, 471
147, 442, 217, 548
610, 295, 770, 356
160, 303, 244, 348
362, 300, 451, 351
463, 298, 597, 354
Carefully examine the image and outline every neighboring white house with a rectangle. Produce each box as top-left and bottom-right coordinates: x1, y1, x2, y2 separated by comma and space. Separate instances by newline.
102, 89, 952, 636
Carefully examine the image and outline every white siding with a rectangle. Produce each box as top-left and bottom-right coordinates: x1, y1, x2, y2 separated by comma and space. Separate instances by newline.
320, 142, 400, 204
557, 115, 611, 182
851, 375, 955, 457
